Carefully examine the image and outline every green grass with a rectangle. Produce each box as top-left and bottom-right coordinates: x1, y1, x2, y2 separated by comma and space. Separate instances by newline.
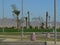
0, 32, 20, 35
0, 28, 60, 32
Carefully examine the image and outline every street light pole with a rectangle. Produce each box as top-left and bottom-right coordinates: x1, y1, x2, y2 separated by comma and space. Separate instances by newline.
2, 0, 4, 32
21, 0, 24, 40
54, 0, 57, 45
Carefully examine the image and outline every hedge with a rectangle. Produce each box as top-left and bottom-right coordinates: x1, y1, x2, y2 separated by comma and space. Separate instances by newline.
0, 28, 54, 32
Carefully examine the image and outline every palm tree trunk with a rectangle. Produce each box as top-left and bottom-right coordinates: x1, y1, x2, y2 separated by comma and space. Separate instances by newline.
46, 11, 48, 29
26, 17, 27, 28
28, 11, 30, 28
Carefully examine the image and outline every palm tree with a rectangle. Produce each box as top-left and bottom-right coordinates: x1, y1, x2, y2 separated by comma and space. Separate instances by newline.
40, 22, 44, 29
32, 17, 44, 29
27, 11, 30, 28
25, 17, 27, 28
11, 5, 20, 29
46, 11, 48, 29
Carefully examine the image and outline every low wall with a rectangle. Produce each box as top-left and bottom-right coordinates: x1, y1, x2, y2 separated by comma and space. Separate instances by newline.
0, 41, 47, 45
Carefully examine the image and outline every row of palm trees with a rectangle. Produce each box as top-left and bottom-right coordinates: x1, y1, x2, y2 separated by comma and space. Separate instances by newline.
2, 0, 50, 29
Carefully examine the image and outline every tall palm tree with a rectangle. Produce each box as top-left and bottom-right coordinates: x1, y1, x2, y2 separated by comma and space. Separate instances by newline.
11, 5, 20, 29
27, 11, 30, 28
46, 11, 48, 29
13, 10, 20, 29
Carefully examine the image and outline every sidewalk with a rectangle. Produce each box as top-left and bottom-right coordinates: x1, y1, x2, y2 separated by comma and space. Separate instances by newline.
47, 41, 60, 45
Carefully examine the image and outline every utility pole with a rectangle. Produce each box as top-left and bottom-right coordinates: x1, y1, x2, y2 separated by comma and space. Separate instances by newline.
2, 0, 4, 32
54, 0, 57, 45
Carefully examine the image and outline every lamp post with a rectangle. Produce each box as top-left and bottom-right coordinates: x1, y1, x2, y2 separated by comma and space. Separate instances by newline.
2, 0, 4, 32
54, 0, 57, 45
21, 0, 24, 40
